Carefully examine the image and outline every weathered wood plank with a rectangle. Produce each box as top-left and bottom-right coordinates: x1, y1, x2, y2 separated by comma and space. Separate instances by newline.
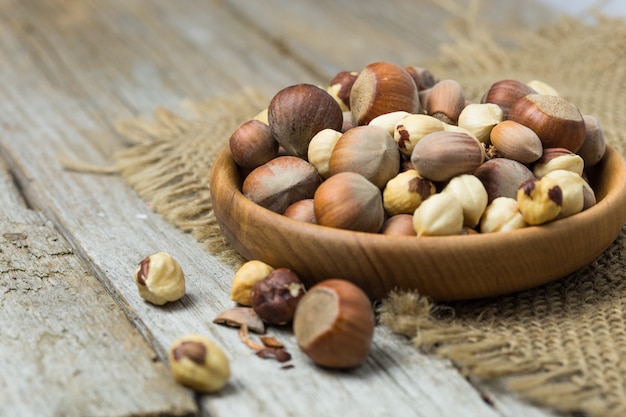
0, 159, 197, 416
0, 1, 568, 416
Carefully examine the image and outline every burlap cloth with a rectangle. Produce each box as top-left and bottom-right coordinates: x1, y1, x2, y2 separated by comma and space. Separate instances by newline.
113, 13, 626, 417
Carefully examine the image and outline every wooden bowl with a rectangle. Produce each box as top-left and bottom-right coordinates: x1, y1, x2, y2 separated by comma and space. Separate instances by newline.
210, 145, 626, 301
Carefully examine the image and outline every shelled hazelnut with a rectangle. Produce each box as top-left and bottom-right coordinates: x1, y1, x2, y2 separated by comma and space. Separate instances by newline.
230, 260, 274, 306
135, 252, 185, 305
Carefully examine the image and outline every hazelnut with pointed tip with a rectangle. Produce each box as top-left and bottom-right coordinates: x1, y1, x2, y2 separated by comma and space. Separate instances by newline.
135, 252, 185, 305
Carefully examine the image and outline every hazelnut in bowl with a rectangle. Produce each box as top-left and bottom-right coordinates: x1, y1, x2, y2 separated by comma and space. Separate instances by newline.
210, 69, 626, 302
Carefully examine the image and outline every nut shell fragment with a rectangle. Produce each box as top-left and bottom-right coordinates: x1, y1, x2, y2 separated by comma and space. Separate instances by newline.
213, 307, 266, 334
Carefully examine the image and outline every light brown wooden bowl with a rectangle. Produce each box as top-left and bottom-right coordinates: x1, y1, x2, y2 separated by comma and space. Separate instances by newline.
210, 145, 626, 301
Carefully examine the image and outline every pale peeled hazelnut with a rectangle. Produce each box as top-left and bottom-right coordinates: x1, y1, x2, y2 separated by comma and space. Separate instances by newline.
293, 279, 374, 369
313, 172, 384, 233
479, 197, 527, 233
425, 79, 465, 124
135, 252, 185, 305
327, 71, 359, 111
307, 128, 343, 179
441, 174, 488, 228
517, 177, 563, 225
283, 199, 317, 224
474, 157, 536, 203
577, 115, 606, 168
533, 148, 584, 178
457, 103, 503, 144
268, 83, 343, 159
442, 123, 479, 141
393, 113, 446, 156
168, 334, 230, 393
380, 214, 417, 236
369, 110, 411, 137
544, 170, 585, 218
481, 79, 536, 119
405, 66, 439, 90
250, 268, 306, 325
328, 125, 400, 189
229, 119, 279, 170
230, 260, 274, 306
382, 169, 435, 216
508, 94, 586, 152
242, 156, 322, 214
253, 108, 269, 125
350, 61, 421, 126
526, 80, 559, 96
489, 120, 543, 164
411, 131, 485, 182
412, 192, 464, 236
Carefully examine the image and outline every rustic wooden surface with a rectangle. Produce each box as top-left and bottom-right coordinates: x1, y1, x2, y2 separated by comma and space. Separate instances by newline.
0, 1, 622, 416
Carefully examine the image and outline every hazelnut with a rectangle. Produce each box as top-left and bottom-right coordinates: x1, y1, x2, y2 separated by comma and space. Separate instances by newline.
405, 66, 439, 90
283, 199, 317, 224
393, 113, 446, 156
230, 260, 274, 306
380, 214, 417, 236
369, 110, 411, 137
508, 94, 586, 152
293, 279, 374, 369
473, 157, 536, 203
382, 169, 435, 216
479, 197, 527, 233
314, 172, 385, 233
307, 128, 343, 179
532, 148, 584, 178
412, 192, 464, 236
544, 170, 585, 219
526, 80, 559, 97
577, 115, 606, 168
441, 174, 488, 228
410, 131, 485, 182
228, 119, 279, 170
253, 108, 269, 125
517, 177, 563, 225
326, 70, 359, 111
135, 252, 185, 305
268, 83, 343, 159
425, 79, 466, 124
250, 268, 306, 325
350, 62, 421, 126
481, 79, 536, 119
489, 120, 543, 164
457, 102, 503, 144
168, 334, 230, 393
242, 156, 322, 214
328, 125, 400, 189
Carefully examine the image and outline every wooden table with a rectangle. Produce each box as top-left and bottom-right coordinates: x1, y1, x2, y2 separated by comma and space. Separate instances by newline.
1, 1, 621, 416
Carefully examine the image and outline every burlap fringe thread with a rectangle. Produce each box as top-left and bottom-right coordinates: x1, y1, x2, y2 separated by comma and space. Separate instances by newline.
113, 14, 626, 417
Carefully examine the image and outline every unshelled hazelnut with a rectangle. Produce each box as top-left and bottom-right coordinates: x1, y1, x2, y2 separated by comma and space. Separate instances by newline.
230, 260, 274, 306
481, 79, 536, 118
577, 115, 606, 168
350, 61, 421, 126
425, 79, 465, 124
412, 192, 464, 236
517, 177, 562, 225
411, 131, 485, 182
293, 279, 375, 369
441, 174, 488, 228
473, 157, 536, 203
313, 172, 385, 233
242, 156, 322, 214
508, 94, 586, 152
489, 120, 543, 164
135, 252, 185, 305
307, 128, 343, 179
380, 214, 417, 236
393, 113, 445, 156
383, 169, 435, 216
283, 199, 317, 224
405, 65, 439, 90
457, 103, 503, 144
250, 268, 306, 325
328, 125, 400, 189
228, 119, 279, 170
168, 334, 230, 393
268, 83, 343, 159
479, 197, 527, 233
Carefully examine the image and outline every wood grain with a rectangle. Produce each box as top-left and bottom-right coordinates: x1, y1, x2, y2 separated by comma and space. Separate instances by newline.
0, 0, 575, 416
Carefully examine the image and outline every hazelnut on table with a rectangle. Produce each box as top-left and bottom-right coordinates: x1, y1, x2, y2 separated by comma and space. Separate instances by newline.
134, 252, 185, 305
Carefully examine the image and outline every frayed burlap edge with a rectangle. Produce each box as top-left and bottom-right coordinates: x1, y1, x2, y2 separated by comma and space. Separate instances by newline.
111, 11, 626, 417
